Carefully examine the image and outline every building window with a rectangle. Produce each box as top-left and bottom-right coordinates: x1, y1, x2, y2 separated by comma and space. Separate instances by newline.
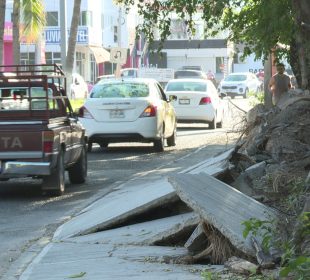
46, 11, 58, 26
90, 54, 97, 83
113, 26, 118, 43
20, 52, 35, 66
80, 11, 93, 27
76, 52, 86, 76
45, 52, 61, 64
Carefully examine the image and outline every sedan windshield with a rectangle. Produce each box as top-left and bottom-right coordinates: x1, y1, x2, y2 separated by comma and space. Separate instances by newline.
91, 82, 149, 98
166, 81, 207, 92
224, 75, 247, 82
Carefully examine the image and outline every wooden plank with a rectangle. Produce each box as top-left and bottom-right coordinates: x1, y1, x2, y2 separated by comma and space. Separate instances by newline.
169, 173, 279, 257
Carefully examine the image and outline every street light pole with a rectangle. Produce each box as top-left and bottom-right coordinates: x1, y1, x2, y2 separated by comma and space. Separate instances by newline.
60, 0, 68, 71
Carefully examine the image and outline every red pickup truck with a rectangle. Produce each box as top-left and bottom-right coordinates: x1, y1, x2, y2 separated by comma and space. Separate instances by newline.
0, 64, 87, 196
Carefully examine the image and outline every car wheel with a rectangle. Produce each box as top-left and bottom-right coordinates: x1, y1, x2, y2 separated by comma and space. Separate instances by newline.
154, 127, 165, 152
43, 149, 65, 196
87, 141, 93, 152
68, 145, 87, 184
167, 126, 177, 147
209, 115, 216, 130
217, 111, 223, 128
243, 88, 249, 99
100, 142, 109, 149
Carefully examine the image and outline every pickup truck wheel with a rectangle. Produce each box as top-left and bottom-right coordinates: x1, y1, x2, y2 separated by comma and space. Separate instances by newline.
68, 145, 87, 184
43, 149, 65, 196
87, 142, 93, 152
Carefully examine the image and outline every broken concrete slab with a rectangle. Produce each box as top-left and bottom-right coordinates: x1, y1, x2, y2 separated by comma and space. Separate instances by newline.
168, 173, 279, 257
68, 212, 199, 246
244, 161, 266, 181
184, 222, 208, 254
19, 242, 207, 280
224, 256, 258, 275
181, 148, 236, 176
54, 177, 178, 240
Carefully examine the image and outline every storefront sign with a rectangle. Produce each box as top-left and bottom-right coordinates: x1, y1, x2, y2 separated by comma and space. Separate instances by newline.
44, 27, 88, 44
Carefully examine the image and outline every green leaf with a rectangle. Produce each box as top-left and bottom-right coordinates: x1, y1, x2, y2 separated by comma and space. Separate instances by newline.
68, 272, 87, 278
280, 267, 291, 277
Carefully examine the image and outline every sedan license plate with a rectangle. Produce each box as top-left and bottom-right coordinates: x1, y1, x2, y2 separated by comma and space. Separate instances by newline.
110, 109, 125, 119
179, 99, 190, 105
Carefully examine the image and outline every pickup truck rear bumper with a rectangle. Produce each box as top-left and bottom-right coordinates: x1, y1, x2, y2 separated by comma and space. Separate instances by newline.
0, 161, 51, 176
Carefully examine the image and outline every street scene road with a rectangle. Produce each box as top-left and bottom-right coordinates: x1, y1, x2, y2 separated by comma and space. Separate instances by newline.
0, 98, 250, 279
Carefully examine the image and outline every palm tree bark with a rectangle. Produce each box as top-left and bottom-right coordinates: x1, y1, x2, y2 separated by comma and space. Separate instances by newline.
65, 0, 82, 73
0, 0, 6, 65
12, 0, 20, 65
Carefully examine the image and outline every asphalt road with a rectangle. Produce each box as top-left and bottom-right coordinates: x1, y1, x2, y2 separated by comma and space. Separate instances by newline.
0, 97, 251, 279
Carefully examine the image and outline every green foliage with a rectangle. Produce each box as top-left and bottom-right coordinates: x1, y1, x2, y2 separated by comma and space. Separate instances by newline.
248, 91, 264, 106
201, 270, 221, 280
242, 212, 310, 280
69, 99, 85, 111
120, 0, 295, 61
242, 218, 274, 252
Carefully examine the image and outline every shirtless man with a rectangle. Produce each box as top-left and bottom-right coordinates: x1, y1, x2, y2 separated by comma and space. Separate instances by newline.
268, 63, 291, 106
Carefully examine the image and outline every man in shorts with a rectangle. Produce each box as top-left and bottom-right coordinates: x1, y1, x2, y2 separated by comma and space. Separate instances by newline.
268, 63, 291, 106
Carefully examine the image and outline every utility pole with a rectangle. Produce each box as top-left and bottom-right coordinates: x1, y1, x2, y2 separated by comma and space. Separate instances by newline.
60, 0, 68, 71
115, 6, 122, 77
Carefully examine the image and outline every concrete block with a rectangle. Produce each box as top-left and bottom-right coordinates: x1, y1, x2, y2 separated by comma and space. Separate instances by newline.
169, 173, 279, 257
184, 222, 208, 254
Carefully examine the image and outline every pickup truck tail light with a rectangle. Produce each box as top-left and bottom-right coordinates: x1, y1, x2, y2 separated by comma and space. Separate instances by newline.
78, 106, 94, 119
199, 97, 212, 105
42, 131, 54, 154
140, 105, 157, 117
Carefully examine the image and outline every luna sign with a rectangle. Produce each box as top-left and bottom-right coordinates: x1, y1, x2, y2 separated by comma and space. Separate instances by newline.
44, 27, 88, 44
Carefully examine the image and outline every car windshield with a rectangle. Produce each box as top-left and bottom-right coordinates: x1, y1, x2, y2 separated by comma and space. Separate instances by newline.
166, 81, 207, 92
91, 82, 149, 98
224, 74, 247, 82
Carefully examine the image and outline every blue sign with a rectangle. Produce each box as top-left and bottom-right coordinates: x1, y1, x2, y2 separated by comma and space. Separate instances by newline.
44, 27, 88, 44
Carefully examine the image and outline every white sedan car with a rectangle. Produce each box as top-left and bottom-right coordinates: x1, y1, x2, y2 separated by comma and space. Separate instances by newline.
218, 72, 262, 98
78, 78, 177, 152
165, 79, 225, 129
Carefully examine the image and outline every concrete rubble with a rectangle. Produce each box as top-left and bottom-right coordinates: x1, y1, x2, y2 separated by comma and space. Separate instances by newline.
15, 148, 281, 279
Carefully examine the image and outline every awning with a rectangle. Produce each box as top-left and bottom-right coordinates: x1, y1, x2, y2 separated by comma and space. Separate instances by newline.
76, 45, 110, 63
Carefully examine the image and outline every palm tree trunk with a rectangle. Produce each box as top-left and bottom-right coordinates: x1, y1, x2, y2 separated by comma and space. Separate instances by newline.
66, 0, 82, 73
0, 0, 6, 65
12, 0, 20, 65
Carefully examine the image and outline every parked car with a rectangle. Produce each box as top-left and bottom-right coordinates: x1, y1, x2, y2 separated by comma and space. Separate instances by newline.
174, 69, 208, 80
218, 72, 262, 98
78, 78, 177, 152
164, 79, 225, 129
70, 73, 88, 99
121, 68, 139, 78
